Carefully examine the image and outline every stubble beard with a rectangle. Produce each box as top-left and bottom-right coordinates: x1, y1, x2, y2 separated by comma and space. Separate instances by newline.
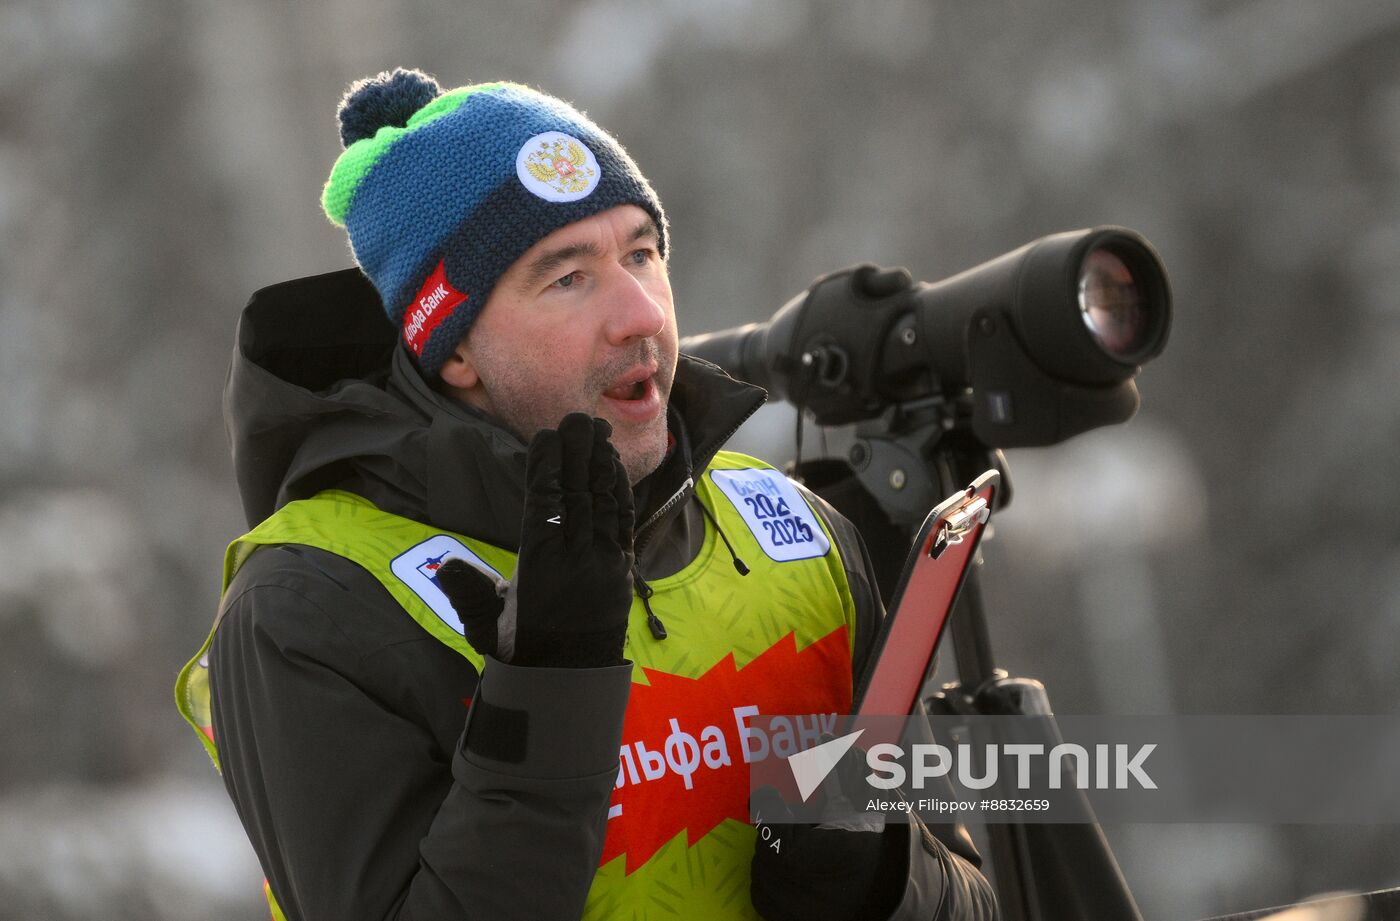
613, 404, 670, 486
473, 339, 675, 486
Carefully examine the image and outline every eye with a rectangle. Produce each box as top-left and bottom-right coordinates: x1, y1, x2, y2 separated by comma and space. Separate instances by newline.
550, 271, 582, 289
629, 248, 656, 266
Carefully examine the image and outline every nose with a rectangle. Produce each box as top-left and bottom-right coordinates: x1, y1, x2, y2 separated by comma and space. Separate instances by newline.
603, 267, 668, 346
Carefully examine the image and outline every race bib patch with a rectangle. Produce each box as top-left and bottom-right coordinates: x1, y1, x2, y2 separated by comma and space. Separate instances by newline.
390, 535, 504, 636
516, 131, 601, 202
709, 468, 830, 562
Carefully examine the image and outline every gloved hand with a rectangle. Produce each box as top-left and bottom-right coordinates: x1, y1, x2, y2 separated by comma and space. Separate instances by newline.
749, 741, 900, 921
436, 413, 635, 668
749, 789, 897, 921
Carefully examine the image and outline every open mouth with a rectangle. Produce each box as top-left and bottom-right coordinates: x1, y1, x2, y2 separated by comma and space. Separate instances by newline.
600, 366, 661, 421
603, 378, 648, 401
602, 365, 657, 402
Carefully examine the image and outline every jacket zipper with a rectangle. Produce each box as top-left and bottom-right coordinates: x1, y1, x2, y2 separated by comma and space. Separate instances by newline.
629, 392, 765, 641
630, 476, 693, 642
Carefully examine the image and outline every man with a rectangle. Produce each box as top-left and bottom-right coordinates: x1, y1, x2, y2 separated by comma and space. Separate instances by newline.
176, 69, 995, 920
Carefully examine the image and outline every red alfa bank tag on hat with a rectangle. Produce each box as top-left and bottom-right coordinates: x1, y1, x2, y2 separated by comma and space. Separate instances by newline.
403, 260, 467, 357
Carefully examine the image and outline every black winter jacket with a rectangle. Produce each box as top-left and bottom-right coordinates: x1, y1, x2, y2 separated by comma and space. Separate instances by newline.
206, 269, 996, 920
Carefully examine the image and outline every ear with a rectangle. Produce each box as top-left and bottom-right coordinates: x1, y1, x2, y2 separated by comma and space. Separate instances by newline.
438, 338, 482, 392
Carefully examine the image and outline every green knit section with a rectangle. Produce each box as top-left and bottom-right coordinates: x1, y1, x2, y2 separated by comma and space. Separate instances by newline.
321, 81, 511, 226
586, 823, 761, 920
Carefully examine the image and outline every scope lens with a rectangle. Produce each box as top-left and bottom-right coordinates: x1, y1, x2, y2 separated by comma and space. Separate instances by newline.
1079, 248, 1149, 359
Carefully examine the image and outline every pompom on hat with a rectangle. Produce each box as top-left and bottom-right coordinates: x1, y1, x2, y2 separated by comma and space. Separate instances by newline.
322, 68, 668, 375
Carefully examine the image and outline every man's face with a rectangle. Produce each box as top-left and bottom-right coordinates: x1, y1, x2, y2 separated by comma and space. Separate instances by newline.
442, 204, 678, 485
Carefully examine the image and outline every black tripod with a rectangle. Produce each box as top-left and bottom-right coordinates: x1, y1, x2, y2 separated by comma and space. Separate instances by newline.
797, 402, 1145, 921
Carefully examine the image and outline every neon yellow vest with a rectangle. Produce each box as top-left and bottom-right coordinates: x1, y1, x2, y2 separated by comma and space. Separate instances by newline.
177, 451, 856, 921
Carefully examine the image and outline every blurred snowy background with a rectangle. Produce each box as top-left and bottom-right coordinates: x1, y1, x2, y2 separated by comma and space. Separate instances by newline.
2, 1, 1398, 918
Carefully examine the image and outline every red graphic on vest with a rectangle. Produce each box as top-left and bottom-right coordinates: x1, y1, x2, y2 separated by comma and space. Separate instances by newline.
403, 260, 468, 357
601, 627, 852, 874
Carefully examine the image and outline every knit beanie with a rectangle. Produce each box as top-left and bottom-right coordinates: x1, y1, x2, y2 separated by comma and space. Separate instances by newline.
322, 69, 668, 375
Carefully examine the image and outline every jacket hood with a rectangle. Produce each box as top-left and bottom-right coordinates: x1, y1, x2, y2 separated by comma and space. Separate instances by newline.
224, 268, 765, 550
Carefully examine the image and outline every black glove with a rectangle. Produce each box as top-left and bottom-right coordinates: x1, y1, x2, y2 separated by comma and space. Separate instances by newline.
749, 742, 901, 921
436, 413, 635, 668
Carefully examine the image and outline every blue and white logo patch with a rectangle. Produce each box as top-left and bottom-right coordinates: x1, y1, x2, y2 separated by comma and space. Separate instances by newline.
390, 535, 505, 636
710, 468, 830, 562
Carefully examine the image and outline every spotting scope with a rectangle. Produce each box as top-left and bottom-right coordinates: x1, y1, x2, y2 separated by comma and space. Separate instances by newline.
681, 227, 1171, 448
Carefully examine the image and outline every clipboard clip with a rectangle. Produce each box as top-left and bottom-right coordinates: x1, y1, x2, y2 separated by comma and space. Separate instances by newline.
929, 493, 990, 560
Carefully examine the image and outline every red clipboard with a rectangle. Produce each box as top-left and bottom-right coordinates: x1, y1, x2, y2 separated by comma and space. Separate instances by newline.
852, 470, 1000, 721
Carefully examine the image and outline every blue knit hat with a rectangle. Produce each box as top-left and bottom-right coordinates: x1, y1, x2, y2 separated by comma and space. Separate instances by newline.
322, 69, 668, 375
